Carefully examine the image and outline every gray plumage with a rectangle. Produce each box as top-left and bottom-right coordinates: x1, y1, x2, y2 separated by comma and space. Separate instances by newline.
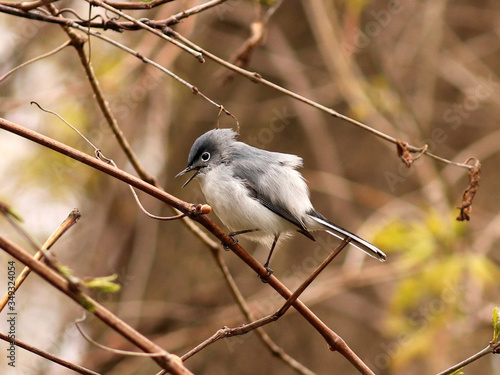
177, 128, 386, 268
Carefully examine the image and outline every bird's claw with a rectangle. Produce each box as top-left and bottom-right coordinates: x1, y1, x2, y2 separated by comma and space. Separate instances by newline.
222, 235, 238, 251
259, 266, 273, 283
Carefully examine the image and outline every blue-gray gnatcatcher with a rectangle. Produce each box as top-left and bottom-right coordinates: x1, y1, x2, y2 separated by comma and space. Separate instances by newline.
177, 128, 386, 275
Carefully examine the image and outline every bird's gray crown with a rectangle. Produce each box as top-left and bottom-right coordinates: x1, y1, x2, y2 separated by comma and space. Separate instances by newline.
187, 128, 238, 167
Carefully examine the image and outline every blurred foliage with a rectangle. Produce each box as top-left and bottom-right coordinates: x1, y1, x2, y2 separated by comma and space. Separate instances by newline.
374, 210, 500, 371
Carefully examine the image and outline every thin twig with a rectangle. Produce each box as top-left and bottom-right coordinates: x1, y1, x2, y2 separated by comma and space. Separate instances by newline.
0, 40, 70, 83
0, 209, 80, 312
56, 14, 236, 121
436, 340, 500, 375
1, 0, 59, 11
75, 314, 169, 357
86, 0, 204, 62
0, 2, 226, 30
33, 101, 190, 222
162, 0, 230, 26
0, 331, 101, 375
102, 0, 173, 10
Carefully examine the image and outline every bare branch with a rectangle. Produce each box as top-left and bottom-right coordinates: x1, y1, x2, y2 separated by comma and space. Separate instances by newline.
0, 40, 70, 83
436, 340, 500, 375
162, 0, 230, 26
0, 236, 194, 375
0, 0, 59, 11
181, 239, 349, 362
102, 0, 173, 10
0, 331, 101, 375
0, 117, 377, 375
86, 0, 204, 62
0, 209, 80, 312
167, 28, 476, 172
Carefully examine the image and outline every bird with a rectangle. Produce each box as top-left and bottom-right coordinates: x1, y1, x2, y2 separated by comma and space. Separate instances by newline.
176, 128, 386, 277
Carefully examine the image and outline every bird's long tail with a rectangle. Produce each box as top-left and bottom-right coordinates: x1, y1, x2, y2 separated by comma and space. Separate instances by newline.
308, 212, 386, 261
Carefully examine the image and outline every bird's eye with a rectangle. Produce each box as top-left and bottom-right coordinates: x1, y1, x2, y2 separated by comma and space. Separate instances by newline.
201, 152, 211, 162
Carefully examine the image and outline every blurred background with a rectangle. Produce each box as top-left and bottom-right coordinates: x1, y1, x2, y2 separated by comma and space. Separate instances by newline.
1, 0, 500, 374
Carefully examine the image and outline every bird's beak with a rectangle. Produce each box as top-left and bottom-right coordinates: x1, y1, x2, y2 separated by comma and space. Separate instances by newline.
176, 166, 200, 188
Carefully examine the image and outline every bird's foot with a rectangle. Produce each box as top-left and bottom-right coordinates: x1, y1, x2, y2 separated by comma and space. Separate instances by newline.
222, 235, 238, 251
259, 266, 273, 283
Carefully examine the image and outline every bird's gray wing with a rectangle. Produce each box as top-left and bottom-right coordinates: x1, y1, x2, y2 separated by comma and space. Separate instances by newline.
229, 144, 315, 240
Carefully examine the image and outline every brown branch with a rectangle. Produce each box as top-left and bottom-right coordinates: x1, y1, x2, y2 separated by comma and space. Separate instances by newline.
0, 236, 194, 375
179, 242, 318, 375
46, 3, 157, 185
162, 0, 230, 26
0, 2, 228, 31
86, 0, 204, 61
0, 331, 101, 375
0, 0, 59, 11
0, 117, 377, 375
102, 0, 173, 10
166, 28, 475, 172
181, 239, 349, 363
0, 209, 80, 312
0, 40, 70, 83
436, 340, 500, 375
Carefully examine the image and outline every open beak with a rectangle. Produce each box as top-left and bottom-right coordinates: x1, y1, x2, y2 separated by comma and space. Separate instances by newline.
176, 166, 200, 188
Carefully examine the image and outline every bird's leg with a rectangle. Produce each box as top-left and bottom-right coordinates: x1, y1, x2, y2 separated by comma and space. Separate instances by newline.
260, 235, 279, 283
222, 228, 260, 250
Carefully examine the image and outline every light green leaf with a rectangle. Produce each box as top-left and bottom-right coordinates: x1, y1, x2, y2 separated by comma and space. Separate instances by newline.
492, 307, 500, 343
84, 274, 121, 293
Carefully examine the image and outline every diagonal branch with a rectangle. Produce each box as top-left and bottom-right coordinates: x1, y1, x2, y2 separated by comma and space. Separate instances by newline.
102, 0, 173, 10
436, 340, 500, 375
0, 236, 194, 375
46, 2, 157, 185
0, 331, 101, 375
166, 29, 474, 172
0, 117, 377, 375
181, 239, 349, 363
0, 209, 80, 312
86, 0, 204, 61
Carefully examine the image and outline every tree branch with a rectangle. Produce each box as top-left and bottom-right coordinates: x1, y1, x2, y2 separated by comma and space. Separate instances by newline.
0, 117, 377, 375
0, 331, 101, 375
0, 209, 80, 312
0, 236, 194, 375
436, 341, 500, 375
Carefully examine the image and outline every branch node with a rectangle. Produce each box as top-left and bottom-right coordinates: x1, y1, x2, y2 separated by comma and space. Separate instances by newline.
251, 72, 262, 82
190, 204, 212, 217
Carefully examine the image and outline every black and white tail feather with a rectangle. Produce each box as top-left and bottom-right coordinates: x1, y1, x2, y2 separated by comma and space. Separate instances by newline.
308, 211, 386, 261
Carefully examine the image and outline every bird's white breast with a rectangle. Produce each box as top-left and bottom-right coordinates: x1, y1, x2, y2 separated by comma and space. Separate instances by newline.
197, 164, 297, 246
